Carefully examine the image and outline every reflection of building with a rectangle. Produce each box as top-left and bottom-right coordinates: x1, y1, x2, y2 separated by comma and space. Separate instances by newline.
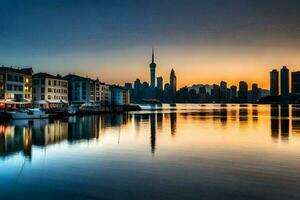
33, 73, 68, 108
32, 120, 68, 146
270, 104, 279, 139
270, 69, 279, 96
0, 67, 33, 109
292, 105, 300, 134
280, 66, 289, 98
170, 112, 177, 136
0, 124, 32, 158
280, 105, 289, 141
150, 113, 156, 154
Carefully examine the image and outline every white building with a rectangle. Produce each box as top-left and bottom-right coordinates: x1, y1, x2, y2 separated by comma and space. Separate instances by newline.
110, 86, 130, 105
32, 73, 68, 108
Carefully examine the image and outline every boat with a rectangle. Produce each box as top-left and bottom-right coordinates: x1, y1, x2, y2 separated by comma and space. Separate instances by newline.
7, 108, 49, 119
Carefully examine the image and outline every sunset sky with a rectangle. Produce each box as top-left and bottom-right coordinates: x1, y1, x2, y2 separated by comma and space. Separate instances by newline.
1, 0, 300, 89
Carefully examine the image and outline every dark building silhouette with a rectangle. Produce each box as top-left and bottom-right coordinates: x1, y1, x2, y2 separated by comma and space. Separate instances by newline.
251, 83, 259, 102
270, 104, 279, 139
270, 69, 279, 96
230, 85, 237, 102
149, 48, 156, 89
238, 81, 248, 102
291, 71, 300, 95
212, 84, 220, 102
156, 76, 163, 102
280, 66, 289, 98
170, 69, 177, 103
133, 79, 141, 102
220, 81, 227, 102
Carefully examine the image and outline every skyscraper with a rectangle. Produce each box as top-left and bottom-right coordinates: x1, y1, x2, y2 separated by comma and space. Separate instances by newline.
170, 69, 177, 102
149, 48, 156, 89
280, 66, 289, 97
230, 85, 237, 102
156, 76, 163, 102
251, 83, 258, 102
291, 71, 300, 95
238, 81, 248, 102
220, 81, 227, 102
270, 69, 279, 96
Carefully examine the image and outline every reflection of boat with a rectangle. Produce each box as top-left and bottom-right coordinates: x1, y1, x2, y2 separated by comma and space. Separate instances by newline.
8, 108, 49, 119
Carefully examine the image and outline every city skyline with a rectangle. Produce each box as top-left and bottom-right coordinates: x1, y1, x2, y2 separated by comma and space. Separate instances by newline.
2, 0, 300, 88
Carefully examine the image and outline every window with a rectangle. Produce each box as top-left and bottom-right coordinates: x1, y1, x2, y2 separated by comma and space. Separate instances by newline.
41, 87, 45, 93
48, 88, 52, 93
54, 80, 57, 86
7, 84, 12, 91
48, 95, 51, 100
41, 95, 45, 100
7, 74, 12, 81
19, 76, 24, 83
48, 80, 51, 85
33, 88, 36, 93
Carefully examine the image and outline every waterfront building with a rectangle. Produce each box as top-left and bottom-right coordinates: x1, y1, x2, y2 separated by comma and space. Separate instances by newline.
280, 66, 289, 97
251, 83, 259, 102
211, 84, 220, 102
170, 69, 177, 103
238, 81, 248, 102
32, 73, 68, 108
63, 74, 91, 105
110, 86, 130, 105
133, 79, 141, 102
0, 66, 33, 109
124, 83, 133, 103
220, 81, 227, 102
94, 79, 111, 105
270, 69, 279, 96
156, 76, 163, 102
291, 71, 300, 95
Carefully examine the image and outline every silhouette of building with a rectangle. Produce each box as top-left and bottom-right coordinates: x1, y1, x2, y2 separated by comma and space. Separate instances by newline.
212, 84, 220, 102
280, 66, 289, 98
230, 85, 237, 102
133, 79, 141, 102
291, 71, 300, 95
156, 76, 163, 102
220, 81, 227, 102
270, 69, 279, 96
251, 83, 259, 102
238, 81, 248, 102
169, 69, 177, 103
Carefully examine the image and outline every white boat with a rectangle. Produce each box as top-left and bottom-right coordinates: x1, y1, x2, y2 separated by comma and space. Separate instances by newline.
8, 108, 49, 119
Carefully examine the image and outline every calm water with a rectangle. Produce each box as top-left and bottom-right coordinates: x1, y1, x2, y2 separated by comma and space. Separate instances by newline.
1, 104, 300, 200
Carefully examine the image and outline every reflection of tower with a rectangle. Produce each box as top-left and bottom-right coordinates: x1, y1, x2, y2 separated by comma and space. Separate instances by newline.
170, 112, 177, 136
150, 48, 156, 89
280, 104, 289, 140
150, 113, 156, 154
157, 112, 163, 131
270, 104, 279, 139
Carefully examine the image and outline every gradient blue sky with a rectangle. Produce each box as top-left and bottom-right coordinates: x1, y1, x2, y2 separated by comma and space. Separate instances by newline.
1, 0, 300, 88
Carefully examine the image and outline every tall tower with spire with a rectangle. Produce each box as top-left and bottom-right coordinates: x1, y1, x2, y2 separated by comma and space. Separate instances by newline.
149, 48, 156, 89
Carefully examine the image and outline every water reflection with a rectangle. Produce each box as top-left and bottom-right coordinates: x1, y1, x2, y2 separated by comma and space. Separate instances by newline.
2, 104, 300, 159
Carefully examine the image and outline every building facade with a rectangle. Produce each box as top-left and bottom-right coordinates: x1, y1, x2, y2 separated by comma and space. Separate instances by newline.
238, 81, 248, 102
32, 73, 68, 108
110, 86, 130, 105
0, 67, 33, 109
